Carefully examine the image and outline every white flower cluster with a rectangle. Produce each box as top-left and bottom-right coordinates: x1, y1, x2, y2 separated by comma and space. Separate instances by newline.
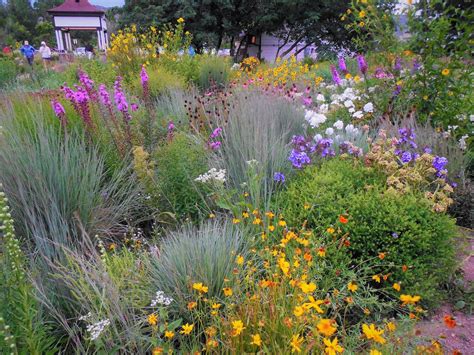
150, 290, 173, 307
315, 122, 361, 140
195, 168, 226, 183
86, 319, 110, 341
305, 109, 328, 128
459, 134, 469, 151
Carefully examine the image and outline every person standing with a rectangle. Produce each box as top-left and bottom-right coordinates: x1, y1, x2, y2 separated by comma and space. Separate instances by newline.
39, 41, 52, 69
20, 40, 36, 66
85, 43, 94, 59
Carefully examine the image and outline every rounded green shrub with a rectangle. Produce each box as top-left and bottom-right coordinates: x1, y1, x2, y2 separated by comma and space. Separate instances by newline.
154, 132, 212, 221
196, 55, 231, 90
279, 158, 457, 307
130, 65, 186, 99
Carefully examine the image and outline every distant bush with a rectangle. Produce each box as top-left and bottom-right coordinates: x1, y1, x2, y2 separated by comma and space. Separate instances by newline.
0, 57, 18, 87
280, 158, 457, 307
130, 65, 186, 99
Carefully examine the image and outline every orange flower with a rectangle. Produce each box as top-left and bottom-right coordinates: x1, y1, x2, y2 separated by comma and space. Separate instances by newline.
402, 265, 408, 272
339, 215, 348, 224
317, 319, 337, 337
187, 301, 197, 310
317, 247, 326, 257
443, 315, 456, 329
303, 252, 312, 262
378, 252, 386, 260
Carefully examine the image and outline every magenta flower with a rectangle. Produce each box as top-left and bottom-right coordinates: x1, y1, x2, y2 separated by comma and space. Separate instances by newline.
357, 54, 368, 75
131, 103, 139, 112
303, 96, 312, 106
114, 76, 131, 121
210, 127, 222, 139
98, 84, 111, 107
51, 99, 67, 127
78, 69, 97, 101
330, 65, 342, 86
140, 65, 150, 99
209, 141, 221, 150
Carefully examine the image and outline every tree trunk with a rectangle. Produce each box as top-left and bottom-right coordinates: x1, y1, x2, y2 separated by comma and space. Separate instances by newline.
274, 31, 292, 61
280, 33, 306, 58
229, 35, 235, 57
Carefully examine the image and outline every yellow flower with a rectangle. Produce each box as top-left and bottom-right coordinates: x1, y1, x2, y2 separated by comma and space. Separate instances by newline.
293, 305, 305, 317
250, 333, 262, 346
278, 257, 290, 275
386, 321, 396, 332
370, 350, 382, 355
265, 211, 275, 218
303, 296, 324, 313
393, 283, 401, 292
323, 337, 344, 355
253, 218, 262, 225
359, 10, 366, 18
359, 21, 365, 27
290, 334, 304, 353
180, 323, 194, 335
211, 303, 221, 309
345, 73, 352, 80
242, 212, 250, 218
400, 294, 421, 305
232, 218, 241, 224
304, 202, 311, 210
236, 255, 244, 265
187, 301, 197, 310
231, 320, 245, 336
372, 275, 381, 283
278, 220, 287, 227
317, 247, 326, 257
177, 17, 185, 24
348, 282, 358, 292
152, 347, 163, 355
223, 287, 233, 296
362, 324, 386, 344
147, 313, 158, 326
192, 282, 208, 293
317, 319, 337, 337
164, 330, 174, 339
354, 75, 361, 83
269, 225, 275, 231
441, 68, 450, 76
299, 281, 317, 294
327, 227, 335, 234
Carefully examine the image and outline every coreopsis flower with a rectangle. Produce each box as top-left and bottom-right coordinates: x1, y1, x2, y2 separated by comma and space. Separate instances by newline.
187, 301, 197, 310
327, 227, 335, 234
192, 282, 208, 293
362, 324, 386, 344
299, 281, 317, 294
317, 319, 337, 337
232, 218, 241, 224
147, 313, 158, 326
323, 337, 344, 355
386, 322, 396, 332
250, 333, 262, 346
164, 330, 174, 339
370, 350, 382, 355
290, 334, 304, 353
400, 294, 421, 305
393, 283, 401, 291
236, 255, 244, 265
348, 282, 358, 292
231, 320, 245, 336
372, 275, 381, 283
441, 68, 450, 76
180, 323, 194, 335
293, 306, 305, 317
303, 296, 325, 313
223, 287, 233, 296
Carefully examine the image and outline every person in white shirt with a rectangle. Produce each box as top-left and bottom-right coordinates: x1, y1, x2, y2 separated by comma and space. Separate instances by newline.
39, 41, 52, 69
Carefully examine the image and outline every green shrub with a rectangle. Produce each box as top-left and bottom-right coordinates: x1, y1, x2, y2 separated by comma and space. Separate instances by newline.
149, 219, 249, 320
64, 58, 117, 86
0, 57, 18, 87
196, 56, 231, 90
154, 132, 212, 221
279, 158, 457, 307
130, 65, 186, 100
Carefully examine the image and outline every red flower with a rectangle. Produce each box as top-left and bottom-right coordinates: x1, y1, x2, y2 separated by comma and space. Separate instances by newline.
339, 215, 348, 224
444, 315, 456, 329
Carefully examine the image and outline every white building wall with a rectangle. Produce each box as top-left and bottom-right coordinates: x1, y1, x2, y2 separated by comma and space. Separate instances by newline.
247, 33, 316, 63
54, 16, 101, 28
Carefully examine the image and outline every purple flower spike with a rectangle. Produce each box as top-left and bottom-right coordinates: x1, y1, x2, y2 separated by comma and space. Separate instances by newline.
330, 65, 342, 86
357, 54, 368, 75
338, 56, 347, 73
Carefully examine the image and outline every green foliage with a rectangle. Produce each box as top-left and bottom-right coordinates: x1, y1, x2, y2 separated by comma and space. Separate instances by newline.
154, 132, 212, 221
220, 90, 304, 209
196, 55, 231, 90
279, 158, 457, 307
0, 56, 18, 87
0, 188, 56, 354
64, 59, 117, 87
149, 219, 249, 320
130, 65, 186, 99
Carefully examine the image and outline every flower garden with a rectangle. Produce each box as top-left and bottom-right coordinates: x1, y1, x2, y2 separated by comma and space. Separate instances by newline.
0, 1, 473, 354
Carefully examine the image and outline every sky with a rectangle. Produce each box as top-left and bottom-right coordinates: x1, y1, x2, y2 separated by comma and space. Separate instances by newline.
90, 0, 124, 7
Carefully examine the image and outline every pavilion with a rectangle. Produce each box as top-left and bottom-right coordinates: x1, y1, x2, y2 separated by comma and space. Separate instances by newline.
47, 0, 109, 52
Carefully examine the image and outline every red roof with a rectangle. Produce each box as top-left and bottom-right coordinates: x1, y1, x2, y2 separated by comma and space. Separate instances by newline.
48, 0, 104, 14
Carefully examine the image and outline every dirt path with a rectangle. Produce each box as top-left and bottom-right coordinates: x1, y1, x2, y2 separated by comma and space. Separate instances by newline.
415, 230, 473, 354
